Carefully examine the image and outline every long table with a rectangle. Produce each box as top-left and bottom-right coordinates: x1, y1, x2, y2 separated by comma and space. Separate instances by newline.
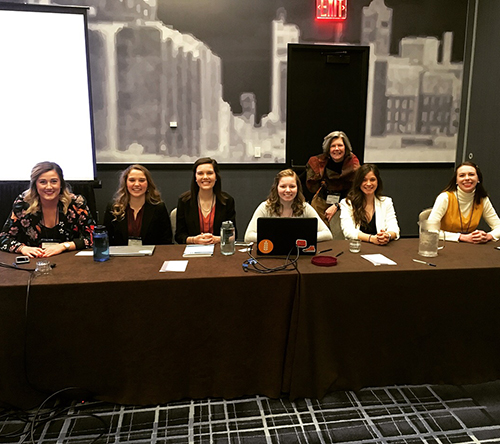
0, 246, 297, 407
1, 239, 500, 408
285, 239, 500, 399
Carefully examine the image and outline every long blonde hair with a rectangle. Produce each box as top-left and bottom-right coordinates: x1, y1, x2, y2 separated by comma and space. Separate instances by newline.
24, 161, 73, 215
265, 169, 305, 216
111, 164, 163, 220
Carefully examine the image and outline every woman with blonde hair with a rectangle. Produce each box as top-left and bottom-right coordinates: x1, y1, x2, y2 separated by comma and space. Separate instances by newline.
103, 164, 172, 245
0, 161, 94, 257
244, 169, 332, 243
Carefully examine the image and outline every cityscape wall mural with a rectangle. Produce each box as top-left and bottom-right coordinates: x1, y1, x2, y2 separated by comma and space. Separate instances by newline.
19, 0, 467, 164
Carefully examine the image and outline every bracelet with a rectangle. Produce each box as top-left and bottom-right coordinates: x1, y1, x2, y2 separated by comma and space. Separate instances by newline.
368, 235, 372, 243
388, 233, 392, 241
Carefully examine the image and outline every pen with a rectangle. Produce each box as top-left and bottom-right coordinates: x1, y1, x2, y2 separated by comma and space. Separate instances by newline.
318, 248, 332, 254
412, 259, 436, 267
335, 251, 344, 257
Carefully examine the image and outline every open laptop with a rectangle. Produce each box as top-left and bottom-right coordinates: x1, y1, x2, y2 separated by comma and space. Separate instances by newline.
109, 245, 156, 256
256, 218, 318, 255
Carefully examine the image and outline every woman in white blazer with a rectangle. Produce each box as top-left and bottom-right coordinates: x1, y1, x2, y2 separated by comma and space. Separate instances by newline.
340, 164, 400, 245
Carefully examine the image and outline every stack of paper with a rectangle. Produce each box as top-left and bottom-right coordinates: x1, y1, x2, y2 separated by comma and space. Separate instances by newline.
182, 244, 214, 257
361, 254, 397, 266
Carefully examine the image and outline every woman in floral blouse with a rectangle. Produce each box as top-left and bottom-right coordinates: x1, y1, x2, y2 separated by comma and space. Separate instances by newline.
0, 161, 94, 257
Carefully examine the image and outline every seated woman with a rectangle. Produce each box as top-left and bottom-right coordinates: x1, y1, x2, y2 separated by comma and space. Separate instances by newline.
103, 164, 172, 245
428, 161, 500, 243
175, 157, 236, 244
0, 161, 94, 257
340, 164, 400, 244
244, 169, 332, 243
305, 130, 360, 238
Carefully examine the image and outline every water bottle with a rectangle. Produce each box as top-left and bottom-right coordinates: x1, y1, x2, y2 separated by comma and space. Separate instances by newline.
93, 225, 110, 262
220, 220, 235, 256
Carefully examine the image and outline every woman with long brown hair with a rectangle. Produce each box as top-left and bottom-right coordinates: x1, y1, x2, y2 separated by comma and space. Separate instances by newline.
428, 161, 500, 243
340, 164, 399, 244
103, 164, 172, 245
175, 157, 236, 244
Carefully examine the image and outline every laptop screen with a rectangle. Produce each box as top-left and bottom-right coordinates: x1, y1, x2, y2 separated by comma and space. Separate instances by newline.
256, 217, 318, 255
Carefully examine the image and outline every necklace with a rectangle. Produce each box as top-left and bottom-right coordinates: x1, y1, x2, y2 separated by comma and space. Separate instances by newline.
456, 191, 474, 234
198, 194, 215, 233
198, 194, 215, 215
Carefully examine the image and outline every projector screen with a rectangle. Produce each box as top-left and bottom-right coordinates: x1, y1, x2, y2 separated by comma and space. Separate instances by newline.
0, 3, 96, 181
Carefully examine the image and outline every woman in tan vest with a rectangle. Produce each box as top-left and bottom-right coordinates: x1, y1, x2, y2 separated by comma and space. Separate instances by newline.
428, 161, 500, 243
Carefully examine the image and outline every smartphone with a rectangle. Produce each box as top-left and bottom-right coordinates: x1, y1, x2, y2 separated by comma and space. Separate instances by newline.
15, 256, 30, 264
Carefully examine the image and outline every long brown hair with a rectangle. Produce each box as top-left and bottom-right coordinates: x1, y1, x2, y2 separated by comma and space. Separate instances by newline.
180, 157, 227, 204
24, 161, 73, 215
111, 164, 163, 220
443, 161, 488, 205
346, 164, 383, 227
265, 169, 305, 216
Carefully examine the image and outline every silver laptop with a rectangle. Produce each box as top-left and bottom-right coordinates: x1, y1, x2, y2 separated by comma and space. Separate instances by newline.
109, 245, 156, 256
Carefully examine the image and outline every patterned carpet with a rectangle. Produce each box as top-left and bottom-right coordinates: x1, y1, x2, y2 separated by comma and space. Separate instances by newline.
2, 383, 500, 443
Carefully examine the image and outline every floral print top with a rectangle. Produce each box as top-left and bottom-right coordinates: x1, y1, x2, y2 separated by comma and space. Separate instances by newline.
0, 192, 94, 253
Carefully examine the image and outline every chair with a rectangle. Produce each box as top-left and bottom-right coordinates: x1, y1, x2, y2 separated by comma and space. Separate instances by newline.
418, 208, 432, 222
170, 208, 177, 243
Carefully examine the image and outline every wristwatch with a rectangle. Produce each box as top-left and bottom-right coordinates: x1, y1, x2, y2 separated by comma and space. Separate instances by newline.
63, 242, 71, 251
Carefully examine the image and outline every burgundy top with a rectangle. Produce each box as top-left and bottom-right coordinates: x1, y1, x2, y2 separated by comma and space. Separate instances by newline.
127, 205, 145, 238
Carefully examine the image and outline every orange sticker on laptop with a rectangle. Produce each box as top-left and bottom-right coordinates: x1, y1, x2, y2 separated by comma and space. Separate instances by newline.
258, 239, 274, 254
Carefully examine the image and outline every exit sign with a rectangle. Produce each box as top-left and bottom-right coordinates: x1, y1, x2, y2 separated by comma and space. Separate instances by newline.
316, 0, 347, 20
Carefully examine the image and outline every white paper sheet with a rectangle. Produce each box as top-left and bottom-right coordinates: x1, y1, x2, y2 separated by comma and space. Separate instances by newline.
361, 254, 397, 266
160, 260, 189, 272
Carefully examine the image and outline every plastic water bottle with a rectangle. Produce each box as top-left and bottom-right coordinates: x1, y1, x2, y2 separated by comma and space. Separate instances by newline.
220, 220, 235, 256
93, 225, 110, 262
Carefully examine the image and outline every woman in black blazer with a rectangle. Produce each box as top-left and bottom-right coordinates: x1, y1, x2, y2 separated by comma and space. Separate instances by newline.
104, 164, 172, 245
175, 157, 236, 244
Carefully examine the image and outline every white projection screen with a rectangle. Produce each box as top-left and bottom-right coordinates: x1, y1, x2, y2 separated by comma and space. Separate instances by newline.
0, 3, 96, 181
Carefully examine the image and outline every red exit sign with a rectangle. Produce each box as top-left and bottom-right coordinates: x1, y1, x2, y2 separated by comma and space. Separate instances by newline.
316, 0, 347, 20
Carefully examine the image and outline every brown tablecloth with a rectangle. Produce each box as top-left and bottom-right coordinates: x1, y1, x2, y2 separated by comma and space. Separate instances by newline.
285, 239, 500, 399
0, 245, 297, 407
2, 239, 500, 408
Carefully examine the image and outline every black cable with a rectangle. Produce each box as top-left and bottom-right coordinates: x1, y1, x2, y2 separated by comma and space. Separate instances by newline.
242, 243, 300, 274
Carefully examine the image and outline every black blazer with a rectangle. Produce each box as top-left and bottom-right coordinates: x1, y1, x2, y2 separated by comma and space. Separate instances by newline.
103, 201, 173, 246
175, 193, 236, 244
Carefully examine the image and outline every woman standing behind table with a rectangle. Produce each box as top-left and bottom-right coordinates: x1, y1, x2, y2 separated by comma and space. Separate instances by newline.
305, 130, 360, 238
340, 164, 400, 244
175, 157, 236, 244
244, 169, 332, 243
0, 161, 94, 257
103, 164, 172, 246
428, 161, 500, 243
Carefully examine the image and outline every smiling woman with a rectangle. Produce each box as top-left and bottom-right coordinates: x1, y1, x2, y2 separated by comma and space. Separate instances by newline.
175, 157, 236, 244
244, 169, 332, 243
0, 161, 95, 257
340, 164, 400, 244
428, 161, 500, 243
103, 164, 172, 246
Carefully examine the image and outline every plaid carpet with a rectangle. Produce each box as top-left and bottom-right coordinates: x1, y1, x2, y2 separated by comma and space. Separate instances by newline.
1, 384, 500, 443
